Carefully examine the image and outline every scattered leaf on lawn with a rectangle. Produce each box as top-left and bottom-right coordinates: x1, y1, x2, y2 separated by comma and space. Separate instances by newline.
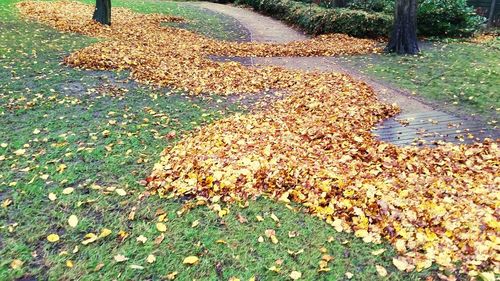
136, 235, 148, 244
147, 254, 156, 264
289, 270, 302, 280
47, 234, 60, 243
82, 233, 98, 245
375, 265, 388, 277
48, 193, 57, 201
98, 228, 112, 238
62, 187, 74, 195
68, 215, 78, 228
10, 259, 23, 269
183, 256, 199, 265
371, 249, 386, 256
156, 222, 167, 232
114, 254, 128, 262
115, 188, 127, 196
166, 272, 178, 280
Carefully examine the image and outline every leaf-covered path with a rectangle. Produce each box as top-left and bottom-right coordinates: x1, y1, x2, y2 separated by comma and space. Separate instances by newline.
195, 1, 500, 146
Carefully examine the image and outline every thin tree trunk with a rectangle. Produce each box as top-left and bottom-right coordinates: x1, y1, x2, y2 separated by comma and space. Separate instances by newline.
488, 0, 497, 27
93, 0, 111, 25
385, 0, 419, 55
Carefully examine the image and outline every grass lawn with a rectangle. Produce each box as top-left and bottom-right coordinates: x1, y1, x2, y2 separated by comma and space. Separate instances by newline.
339, 39, 500, 122
1, 0, 438, 280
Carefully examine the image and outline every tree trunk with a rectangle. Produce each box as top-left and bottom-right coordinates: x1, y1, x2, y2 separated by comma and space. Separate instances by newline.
385, 0, 419, 55
93, 0, 111, 25
487, 0, 497, 27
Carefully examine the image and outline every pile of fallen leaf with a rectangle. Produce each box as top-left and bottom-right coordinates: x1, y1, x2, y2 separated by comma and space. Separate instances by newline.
17, 1, 381, 95
18, 1, 499, 277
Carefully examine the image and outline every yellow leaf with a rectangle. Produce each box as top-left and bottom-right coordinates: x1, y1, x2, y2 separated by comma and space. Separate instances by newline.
191, 220, 200, 228
99, 228, 112, 238
270, 213, 280, 223
345, 272, 353, 279
147, 254, 156, 264
156, 222, 167, 232
115, 188, 127, 196
114, 254, 128, 262
289, 270, 302, 280
2, 199, 12, 208
47, 234, 60, 243
48, 193, 57, 201
14, 149, 26, 156
82, 233, 98, 245
183, 256, 199, 265
66, 260, 74, 268
375, 265, 387, 277
68, 215, 78, 228
392, 257, 409, 271
10, 259, 23, 269
136, 235, 148, 244
62, 187, 74, 195
166, 272, 178, 280
270, 235, 279, 244
57, 164, 67, 173
371, 249, 386, 256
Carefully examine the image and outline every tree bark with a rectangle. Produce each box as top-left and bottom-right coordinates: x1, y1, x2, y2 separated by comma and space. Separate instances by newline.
93, 0, 111, 25
385, 0, 419, 55
488, 0, 497, 27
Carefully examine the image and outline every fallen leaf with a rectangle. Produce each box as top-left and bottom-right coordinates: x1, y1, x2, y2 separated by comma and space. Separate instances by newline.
147, 254, 156, 264
99, 228, 112, 238
68, 215, 78, 228
136, 235, 148, 244
156, 222, 167, 232
115, 188, 127, 196
183, 256, 199, 265
82, 233, 98, 245
62, 187, 74, 194
14, 149, 26, 156
375, 265, 388, 277
371, 249, 386, 256
48, 193, 57, 201
289, 270, 302, 280
10, 259, 23, 269
47, 234, 60, 243
114, 254, 128, 262
392, 257, 409, 271
166, 272, 178, 280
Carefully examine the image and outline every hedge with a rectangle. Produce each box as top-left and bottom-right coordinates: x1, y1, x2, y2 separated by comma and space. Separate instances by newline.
206, 0, 484, 38
233, 0, 392, 38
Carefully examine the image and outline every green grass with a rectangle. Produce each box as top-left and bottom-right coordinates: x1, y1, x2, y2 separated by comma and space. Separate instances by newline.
338, 39, 500, 122
0, 0, 439, 280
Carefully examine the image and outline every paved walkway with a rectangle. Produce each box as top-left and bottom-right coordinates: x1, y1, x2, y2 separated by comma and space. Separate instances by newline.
190, 2, 499, 146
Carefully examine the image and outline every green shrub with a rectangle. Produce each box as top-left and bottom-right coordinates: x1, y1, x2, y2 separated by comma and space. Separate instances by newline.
234, 0, 392, 37
347, 0, 393, 13
214, 0, 484, 37
417, 0, 485, 37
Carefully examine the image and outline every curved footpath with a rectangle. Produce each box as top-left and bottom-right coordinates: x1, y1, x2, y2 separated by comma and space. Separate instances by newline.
189, 1, 498, 146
